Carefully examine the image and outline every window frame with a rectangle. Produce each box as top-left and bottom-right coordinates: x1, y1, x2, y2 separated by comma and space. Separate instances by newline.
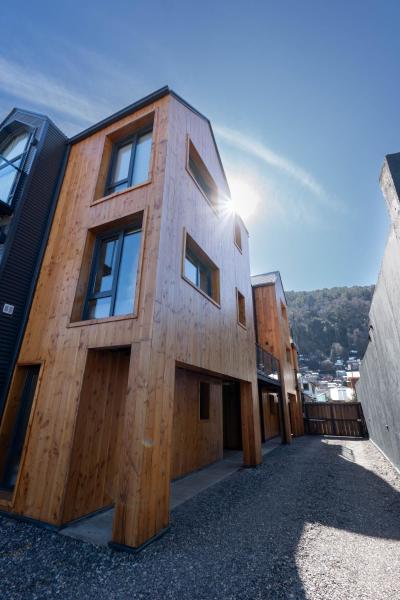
0, 127, 33, 208
234, 215, 242, 252
186, 137, 219, 213
181, 230, 221, 307
83, 222, 143, 321
104, 125, 153, 196
236, 288, 247, 328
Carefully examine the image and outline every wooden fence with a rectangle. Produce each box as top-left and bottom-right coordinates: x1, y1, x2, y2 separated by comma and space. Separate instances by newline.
304, 402, 368, 438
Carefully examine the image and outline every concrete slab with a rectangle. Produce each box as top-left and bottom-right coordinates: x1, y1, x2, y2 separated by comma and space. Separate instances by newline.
59, 438, 282, 547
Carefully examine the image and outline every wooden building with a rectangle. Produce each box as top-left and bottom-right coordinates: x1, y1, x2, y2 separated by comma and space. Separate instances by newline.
252, 272, 304, 443
0, 110, 66, 411
357, 152, 400, 471
0, 87, 261, 551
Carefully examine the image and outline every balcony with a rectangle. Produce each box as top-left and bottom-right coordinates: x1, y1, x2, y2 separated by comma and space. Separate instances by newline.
256, 344, 280, 384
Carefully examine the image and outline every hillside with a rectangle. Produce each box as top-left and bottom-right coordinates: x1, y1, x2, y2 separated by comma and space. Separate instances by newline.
286, 285, 374, 371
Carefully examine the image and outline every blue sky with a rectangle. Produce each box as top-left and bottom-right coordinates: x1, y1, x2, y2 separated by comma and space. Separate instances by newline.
0, 0, 398, 290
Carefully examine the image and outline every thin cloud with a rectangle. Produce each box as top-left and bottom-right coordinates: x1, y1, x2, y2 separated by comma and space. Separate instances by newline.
0, 56, 109, 125
215, 124, 328, 201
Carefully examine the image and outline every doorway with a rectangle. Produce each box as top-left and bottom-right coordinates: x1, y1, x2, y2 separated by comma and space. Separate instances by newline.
0, 365, 40, 492
62, 347, 130, 524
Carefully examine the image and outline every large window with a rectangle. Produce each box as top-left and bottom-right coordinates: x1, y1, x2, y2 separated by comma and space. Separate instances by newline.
83, 223, 142, 320
183, 232, 220, 304
187, 139, 218, 210
0, 131, 30, 205
106, 129, 152, 195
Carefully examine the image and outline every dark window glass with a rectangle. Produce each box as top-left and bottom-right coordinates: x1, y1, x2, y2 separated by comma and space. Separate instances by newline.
199, 382, 210, 420
84, 225, 142, 320
237, 290, 246, 326
0, 131, 30, 204
188, 141, 218, 208
107, 130, 152, 195
183, 234, 220, 303
0, 365, 40, 491
234, 217, 242, 250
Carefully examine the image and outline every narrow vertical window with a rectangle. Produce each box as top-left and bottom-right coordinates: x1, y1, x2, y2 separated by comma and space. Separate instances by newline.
237, 289, 246, 327
0, 365, 40, 491
187, 139, 218, 210
234, 216, 242, 251
199, 382, 210, 420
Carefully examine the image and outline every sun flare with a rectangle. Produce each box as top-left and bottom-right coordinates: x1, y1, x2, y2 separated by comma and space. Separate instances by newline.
226, 176, 261, 221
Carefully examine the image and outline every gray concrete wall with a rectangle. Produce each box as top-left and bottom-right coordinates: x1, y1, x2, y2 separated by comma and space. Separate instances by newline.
357, 154, 400, 471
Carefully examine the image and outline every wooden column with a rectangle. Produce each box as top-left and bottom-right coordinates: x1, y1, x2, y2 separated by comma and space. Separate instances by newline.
240, 380, 262, 466
111, 341, 175, 550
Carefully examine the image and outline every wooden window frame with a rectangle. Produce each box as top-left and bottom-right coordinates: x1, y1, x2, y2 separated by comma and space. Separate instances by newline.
181, 229, 221, 307
234, 215, 242, 253
199, 381, 211, 421
236, 288, 246, 329
186, 137, 219, 214
82, 219, 143, 321
104, 125, 153, 196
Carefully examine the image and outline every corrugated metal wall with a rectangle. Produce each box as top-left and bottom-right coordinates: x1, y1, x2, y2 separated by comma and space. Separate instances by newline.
0, 110, 67, 407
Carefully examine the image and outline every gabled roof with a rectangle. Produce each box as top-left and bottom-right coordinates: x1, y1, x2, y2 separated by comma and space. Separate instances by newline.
0, 107, 67, 139
251, 270, 288, 305
251, 271, 280, 288
68, 86, 229, 192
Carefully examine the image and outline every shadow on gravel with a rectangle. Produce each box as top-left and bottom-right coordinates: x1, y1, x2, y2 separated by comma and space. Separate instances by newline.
1, 437, 400, 599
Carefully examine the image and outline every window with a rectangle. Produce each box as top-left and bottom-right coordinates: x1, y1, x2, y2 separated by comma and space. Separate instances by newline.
199, 382, 210, 420
234, 216, 242, 251
84, 223, 142, 320
286, 347, 292, 364
237, 289, 246, 327
0, 365, 40, 491
0, 130, 30, 205
183, 232, 220, 304
187, 139, 218, 209
106, 129, 152, 195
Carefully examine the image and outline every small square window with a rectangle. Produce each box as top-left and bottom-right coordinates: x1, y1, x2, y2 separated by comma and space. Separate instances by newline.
237, 289, 246, 327
234, 216, 242, 251
183, 232, 220, 304
199, 382, 210, 420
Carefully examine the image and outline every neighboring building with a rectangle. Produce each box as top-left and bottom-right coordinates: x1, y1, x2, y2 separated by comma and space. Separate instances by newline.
0, 88, 262, 551
327, 386, 354, 402
302, 380, 319, 401
252, 271, 304, 443
358, 152, 400, 471
0, 110, 66, 410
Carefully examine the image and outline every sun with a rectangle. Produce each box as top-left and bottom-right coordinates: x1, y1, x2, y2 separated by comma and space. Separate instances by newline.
226, 176, 261, 221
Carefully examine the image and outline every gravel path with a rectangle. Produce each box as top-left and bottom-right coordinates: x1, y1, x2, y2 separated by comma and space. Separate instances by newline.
1, 436, 400, 600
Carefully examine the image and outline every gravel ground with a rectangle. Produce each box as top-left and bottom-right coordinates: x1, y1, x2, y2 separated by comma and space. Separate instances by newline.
1, 436, 400, 600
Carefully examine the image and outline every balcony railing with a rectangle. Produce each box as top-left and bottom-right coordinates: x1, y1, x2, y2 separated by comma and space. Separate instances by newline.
256, 344, 280, 383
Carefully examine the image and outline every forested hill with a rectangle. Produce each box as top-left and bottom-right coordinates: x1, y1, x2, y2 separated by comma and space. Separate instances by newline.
286, 285, 374, 369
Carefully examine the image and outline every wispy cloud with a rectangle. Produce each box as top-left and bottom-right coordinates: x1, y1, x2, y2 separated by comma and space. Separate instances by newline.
215, 124, 328, 201
0, 56, 111, 126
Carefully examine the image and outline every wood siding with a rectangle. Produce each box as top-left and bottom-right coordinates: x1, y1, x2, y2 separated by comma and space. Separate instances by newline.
304, 402, 367, 437
0, 92, 261, 549
253, 277, 304, 441
171, 369, 223, 480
